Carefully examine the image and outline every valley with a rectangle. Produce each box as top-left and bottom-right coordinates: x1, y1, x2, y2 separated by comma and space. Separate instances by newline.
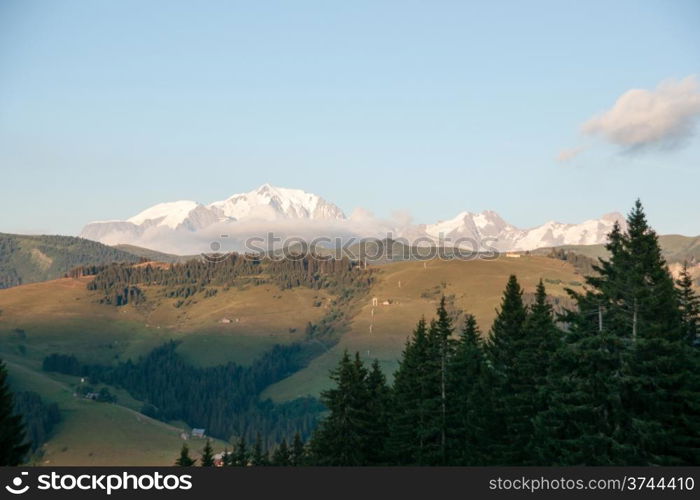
0, 252, 587, 465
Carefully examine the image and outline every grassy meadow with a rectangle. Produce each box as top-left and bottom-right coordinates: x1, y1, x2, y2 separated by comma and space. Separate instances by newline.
0, 254, 585, 464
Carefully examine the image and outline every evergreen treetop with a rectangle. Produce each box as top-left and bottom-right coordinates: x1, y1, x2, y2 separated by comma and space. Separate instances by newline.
175, 443, 196, 466
200, 439, 215, 467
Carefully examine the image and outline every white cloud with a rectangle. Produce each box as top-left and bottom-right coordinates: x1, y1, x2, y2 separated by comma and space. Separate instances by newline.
556, 147, 583, 163
582, 75, 700, 151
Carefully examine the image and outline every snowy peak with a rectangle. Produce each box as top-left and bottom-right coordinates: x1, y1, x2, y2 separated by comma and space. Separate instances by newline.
512, 214, 621, 250
208, 184, 346, 221
79, 185, 346, 246
127, 200, 210, 229
425, 210, 515, 241
78, 185, 627, 254
423, 211, 624, 251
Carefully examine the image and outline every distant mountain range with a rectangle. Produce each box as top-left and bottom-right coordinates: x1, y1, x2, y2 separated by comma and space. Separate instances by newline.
2, 224, 698, 292
79, 184, 631, 255
81, 184, 346, 242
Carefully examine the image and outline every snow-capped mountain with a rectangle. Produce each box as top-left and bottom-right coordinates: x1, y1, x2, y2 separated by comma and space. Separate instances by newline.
421, 211, 624, 251
208, 184, 346, 221
126, 201, 222, 230
80, 185, 346, 246
79, 184, 624, 254
423, 210, 517, 243
508, 212, 624, 251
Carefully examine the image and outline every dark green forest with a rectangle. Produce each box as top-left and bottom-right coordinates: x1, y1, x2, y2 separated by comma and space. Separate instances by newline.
175, 201, 700, 467
40, 253, 374, 451
43, 341, 324, 445
308, 201, 700, 466
12, 391, 61, 454
0, 361, 61, 464
76, 253, 372, 306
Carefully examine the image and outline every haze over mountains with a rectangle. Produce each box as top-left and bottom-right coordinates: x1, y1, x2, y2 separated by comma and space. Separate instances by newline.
80, 184, 626, 255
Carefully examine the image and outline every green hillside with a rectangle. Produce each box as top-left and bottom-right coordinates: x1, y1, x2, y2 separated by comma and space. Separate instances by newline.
263, 255, 583, 401
657, 234, 700, 263
0, 254, 371, 463
112, 244, 192, 263
532, 234, 700, 263
0, 233, 141, 289
0, 245, 694, 465
4, 353, 228, 465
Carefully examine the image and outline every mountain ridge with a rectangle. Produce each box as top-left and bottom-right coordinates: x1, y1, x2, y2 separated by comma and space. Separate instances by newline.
80, 184, 632, 254
0, 233, 145, 289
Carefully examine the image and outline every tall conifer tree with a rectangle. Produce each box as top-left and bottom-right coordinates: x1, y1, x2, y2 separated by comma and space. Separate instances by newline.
271, 439, 291, 466
387, 318, 431, 464
310, 351, 370, 465
251, 432, 269, 466
233, 437, 248, 467
175, 444, 196, 466
518, 281, 561, 463
200, 439, 215, 467
677, 262, 699, 346
486, 275, 528, 464
364, 359, 390, 465
621, 202, 699, 464
290, 432, 306, 466
535, 201, 699, 465
0, 360, 29, 466
423, 297, 455, 465
446, 314, 492, 465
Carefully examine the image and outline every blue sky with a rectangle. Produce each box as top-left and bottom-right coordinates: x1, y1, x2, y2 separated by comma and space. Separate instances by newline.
1, 0, 699, 235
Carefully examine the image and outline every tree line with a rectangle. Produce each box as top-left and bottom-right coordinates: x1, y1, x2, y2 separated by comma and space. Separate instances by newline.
545, 247, 598, 275
175, 432, 310, 466
308, 201, 700, 465
76, 253, 372, 306
43, 341, 324, 445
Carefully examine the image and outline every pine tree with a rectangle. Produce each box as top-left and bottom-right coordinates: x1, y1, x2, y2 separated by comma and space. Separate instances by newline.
534, 201, 700, 465
423, 297, 455, 465
221, 447, 231, 466
621, 202, 699, 464
523, 281, 560, 377
251, 432, 269, 466
387, 318, 431, 464
271, 439, 291, 466
387, 299, 456, 466
0, 360, 29, 465
533, 216, 642, 464
364, 359, 390, 465
233, 437, 248, 466
309, 351, 370, 465
518, 281, 561, 463
290, 432, 306, 466
175, 443, 196, 466
446, 314, 492, 465
677, 262, 699, 346
485, 275, 528, 464
487, 275, 528, 369
200, 439, 215, 467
